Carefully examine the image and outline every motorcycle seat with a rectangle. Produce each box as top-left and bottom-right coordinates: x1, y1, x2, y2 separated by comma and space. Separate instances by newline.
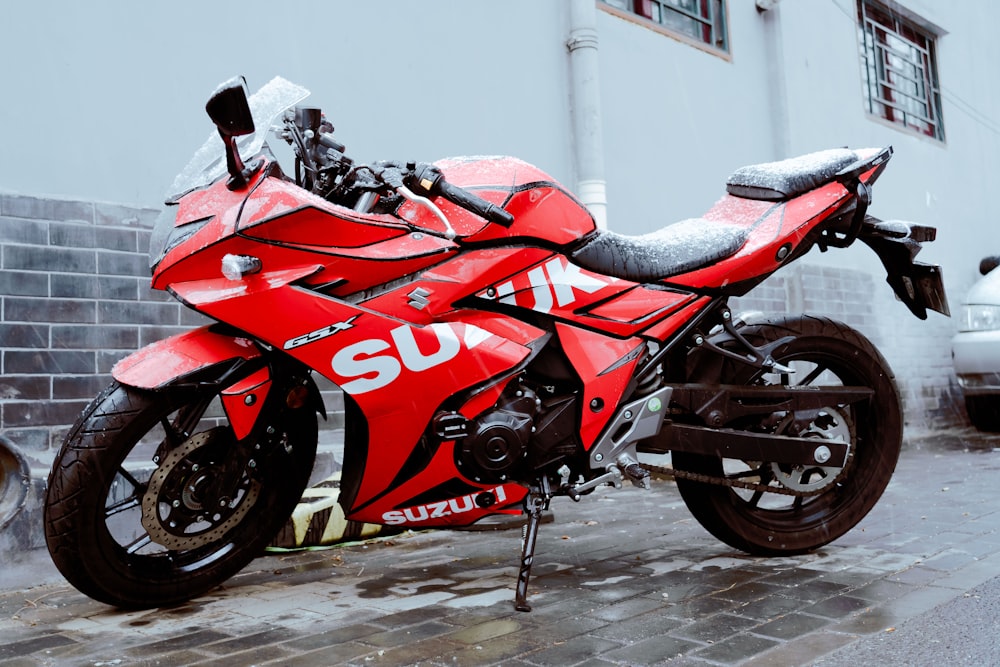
571, 217, 749, 282
725, 148, 858, 201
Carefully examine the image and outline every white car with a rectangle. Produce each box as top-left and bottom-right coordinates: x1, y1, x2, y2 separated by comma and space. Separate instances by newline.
952, 256, 1000, 431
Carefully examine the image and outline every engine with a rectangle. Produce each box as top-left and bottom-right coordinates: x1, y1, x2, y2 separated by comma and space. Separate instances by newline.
447, 385, 581, 484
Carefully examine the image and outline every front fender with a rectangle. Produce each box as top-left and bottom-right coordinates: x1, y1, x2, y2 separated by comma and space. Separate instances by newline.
112, 325, 263, 389
113, 326, 327, 440
112, 326, 274, 440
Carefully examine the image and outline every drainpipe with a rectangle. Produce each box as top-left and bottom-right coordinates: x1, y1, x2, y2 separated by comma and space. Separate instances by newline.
567, 0, 608, 229
757, 1, 790, 159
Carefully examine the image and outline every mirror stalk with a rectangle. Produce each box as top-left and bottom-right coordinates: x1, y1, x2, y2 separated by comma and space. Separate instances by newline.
220, 132, 248, 190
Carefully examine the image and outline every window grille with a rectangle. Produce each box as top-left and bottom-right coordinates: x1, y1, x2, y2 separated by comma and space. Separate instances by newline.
858, 0, 944, 140
601, 0, 729, 54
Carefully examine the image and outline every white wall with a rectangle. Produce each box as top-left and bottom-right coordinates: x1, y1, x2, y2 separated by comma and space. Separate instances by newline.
0, 1, 574, 209
597, 1, 780, 231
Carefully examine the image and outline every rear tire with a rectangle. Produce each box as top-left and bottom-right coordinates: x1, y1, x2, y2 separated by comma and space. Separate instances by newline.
44, 379, 317, 607
672, 315, 901, 555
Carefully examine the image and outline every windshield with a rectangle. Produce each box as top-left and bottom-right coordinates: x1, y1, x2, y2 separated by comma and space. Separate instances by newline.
167, 76, 310, 199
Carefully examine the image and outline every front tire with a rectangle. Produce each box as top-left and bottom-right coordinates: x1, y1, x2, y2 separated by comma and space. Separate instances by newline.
44, 379, 317, 607
672, 315, 901, 555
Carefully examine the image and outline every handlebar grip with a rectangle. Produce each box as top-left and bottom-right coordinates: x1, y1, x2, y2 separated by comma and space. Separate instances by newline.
316, 132, 346, 154
437, 180, 514, 227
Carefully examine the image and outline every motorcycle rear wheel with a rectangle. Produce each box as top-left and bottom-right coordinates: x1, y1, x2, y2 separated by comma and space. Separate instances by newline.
44, 380, 317, 608
672, 315, 901, 555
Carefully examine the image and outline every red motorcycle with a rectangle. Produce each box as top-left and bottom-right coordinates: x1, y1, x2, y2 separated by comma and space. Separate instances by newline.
44, 77, 948, 611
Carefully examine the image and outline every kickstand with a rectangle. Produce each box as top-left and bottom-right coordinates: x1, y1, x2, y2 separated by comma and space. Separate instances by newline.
515, 486, 550, 612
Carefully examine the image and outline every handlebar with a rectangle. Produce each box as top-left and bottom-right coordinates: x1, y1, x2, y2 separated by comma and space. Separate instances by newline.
282, 107, 515, 228
438, 179, 514, 227
408, 163, 514, 227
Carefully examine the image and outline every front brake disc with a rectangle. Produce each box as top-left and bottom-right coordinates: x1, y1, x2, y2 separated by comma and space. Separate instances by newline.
141, 428, 260, 550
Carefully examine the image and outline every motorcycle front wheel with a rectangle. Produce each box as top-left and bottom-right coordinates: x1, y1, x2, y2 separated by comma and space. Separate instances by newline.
672, 314, 902, 555
44, 379, 317, 608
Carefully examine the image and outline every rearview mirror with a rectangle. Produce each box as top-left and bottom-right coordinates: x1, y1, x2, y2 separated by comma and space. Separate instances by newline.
205, 77, 255, 190
206, 77, 254, 137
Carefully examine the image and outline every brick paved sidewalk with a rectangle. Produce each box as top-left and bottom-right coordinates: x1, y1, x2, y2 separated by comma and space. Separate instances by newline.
2, 428, 999, 666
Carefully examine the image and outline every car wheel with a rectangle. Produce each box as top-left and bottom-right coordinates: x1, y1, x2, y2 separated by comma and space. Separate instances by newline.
966, 396, 1000, 432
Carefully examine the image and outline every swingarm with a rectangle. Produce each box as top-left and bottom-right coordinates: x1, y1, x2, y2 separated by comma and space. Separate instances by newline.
637, 383, 871, 467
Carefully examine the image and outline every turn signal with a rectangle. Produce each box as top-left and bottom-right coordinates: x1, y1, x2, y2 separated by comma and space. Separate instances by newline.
286, 385, 310, 409
221, 254, 262, 280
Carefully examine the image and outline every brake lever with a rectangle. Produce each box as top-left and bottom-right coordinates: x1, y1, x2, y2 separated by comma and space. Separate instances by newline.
395, 184, 457, 240
368, 162, 457, 239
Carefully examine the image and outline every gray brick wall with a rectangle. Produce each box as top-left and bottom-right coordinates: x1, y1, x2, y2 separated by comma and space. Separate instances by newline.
1, 194, 170, 457
0, 194, 961, 470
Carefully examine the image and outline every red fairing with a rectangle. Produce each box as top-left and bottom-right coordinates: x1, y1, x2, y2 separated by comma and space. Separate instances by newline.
156, 163, 456, 295
476, 254, 624, 316
555, 324, 645, 449
584, 285, 699, 337
220, 366, 272, 441
667, 160, 887, 291
375, 477, 529, 528
666, 186, 842, 289
333, 318, 538, 511
238, 177, 410, 246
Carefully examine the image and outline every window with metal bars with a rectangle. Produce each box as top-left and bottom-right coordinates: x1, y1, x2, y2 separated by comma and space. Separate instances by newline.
857, 0, 944, 141
601, 0, 729, 54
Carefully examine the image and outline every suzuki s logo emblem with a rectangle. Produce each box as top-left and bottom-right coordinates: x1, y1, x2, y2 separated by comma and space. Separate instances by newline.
331, 323, 494, 395
484, 256, 610, 313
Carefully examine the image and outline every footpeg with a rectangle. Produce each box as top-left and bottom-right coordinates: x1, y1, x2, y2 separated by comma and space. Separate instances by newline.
620, 456, 651, 490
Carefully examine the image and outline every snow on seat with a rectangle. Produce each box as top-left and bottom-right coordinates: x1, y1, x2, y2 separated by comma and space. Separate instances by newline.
726, 148, 859, 201
571, 217, 749, 282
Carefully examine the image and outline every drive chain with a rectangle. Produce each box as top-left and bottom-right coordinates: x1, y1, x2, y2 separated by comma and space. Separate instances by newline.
641, 462, 812, 497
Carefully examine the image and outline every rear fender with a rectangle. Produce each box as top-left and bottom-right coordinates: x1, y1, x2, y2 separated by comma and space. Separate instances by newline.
858, 217, 950, 320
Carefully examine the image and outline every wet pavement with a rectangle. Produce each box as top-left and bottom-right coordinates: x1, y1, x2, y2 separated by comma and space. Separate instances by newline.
2, 426, 999, 666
